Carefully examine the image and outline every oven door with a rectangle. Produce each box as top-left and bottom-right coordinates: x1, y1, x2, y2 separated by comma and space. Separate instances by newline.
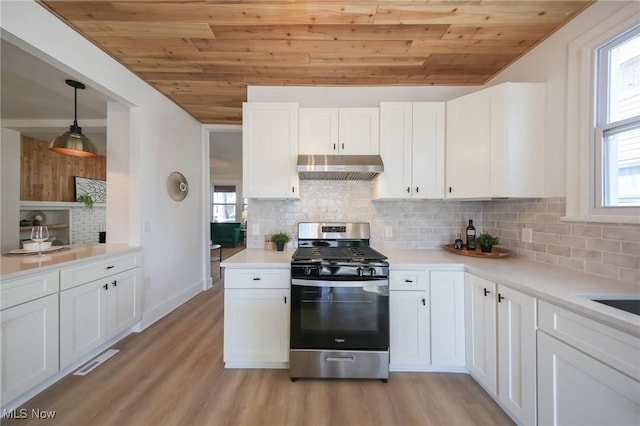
290, 278, 389, 351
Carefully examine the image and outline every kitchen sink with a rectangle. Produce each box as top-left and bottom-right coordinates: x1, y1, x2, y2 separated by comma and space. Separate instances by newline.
582, 295, 640, 316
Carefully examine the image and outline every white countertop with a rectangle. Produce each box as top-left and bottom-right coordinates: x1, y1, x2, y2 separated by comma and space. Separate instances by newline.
223, 247, 640, 336
1, 243, 141, 281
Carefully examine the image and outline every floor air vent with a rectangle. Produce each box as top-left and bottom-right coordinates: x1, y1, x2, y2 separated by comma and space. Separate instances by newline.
73, 349, 120, 376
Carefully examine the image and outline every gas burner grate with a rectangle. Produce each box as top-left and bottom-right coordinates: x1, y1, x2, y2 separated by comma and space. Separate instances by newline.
293, 246, 387, 261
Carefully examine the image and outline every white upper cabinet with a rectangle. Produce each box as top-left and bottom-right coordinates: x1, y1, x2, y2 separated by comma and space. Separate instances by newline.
243, 102, 300, 199
445, 82, 545, 199
298, 108, 339, 154
298, 107, 379, 155
374, 102, 444, 200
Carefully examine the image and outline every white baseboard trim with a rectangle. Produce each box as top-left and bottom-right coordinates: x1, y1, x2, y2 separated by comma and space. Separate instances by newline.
139, 279, 204, 331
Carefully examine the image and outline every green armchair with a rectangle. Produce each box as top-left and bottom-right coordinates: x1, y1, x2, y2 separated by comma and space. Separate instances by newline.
210, 222, 242, 247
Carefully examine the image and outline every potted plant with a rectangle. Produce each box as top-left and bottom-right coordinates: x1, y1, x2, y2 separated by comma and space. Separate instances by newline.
77, 194, 94, 210
270, 232, 291, 251
476, 233, 500, 253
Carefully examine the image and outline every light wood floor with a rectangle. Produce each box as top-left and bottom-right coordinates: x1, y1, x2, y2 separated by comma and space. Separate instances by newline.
5, 267, 514, 426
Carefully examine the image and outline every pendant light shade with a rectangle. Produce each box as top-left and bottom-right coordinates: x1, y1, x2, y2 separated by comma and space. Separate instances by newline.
49, 79, 97, 157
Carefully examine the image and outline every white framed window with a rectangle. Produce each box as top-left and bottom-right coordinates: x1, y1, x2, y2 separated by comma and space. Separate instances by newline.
564, 2, 639, 224
593, 25, 640, 213
212, 185, 236, 222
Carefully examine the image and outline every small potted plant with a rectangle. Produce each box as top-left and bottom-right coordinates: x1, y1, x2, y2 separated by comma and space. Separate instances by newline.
476, 233, 500, 253
270, 232, 291, 251
77, 194, 94, 210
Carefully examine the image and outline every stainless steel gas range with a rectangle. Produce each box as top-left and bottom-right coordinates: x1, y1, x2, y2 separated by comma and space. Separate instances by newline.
289, 222, 390, 382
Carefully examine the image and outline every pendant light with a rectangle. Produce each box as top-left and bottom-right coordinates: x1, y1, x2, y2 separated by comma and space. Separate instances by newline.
49, 79, 97, 157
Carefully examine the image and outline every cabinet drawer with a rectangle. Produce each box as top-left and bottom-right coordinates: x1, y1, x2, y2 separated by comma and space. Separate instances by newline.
225, 268, 290, 289
539, 300, 640, 380
1, 271, 59, 310
60, 253, 140, 291
390, 270, 428, 291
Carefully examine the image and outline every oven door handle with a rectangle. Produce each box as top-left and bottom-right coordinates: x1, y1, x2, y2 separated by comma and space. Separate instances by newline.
291, 279, 388, 288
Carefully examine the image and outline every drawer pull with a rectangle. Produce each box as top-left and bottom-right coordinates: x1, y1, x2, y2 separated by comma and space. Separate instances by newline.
253, 277, 261, 281
106, 265, 115, 270
405, 279, 413, 283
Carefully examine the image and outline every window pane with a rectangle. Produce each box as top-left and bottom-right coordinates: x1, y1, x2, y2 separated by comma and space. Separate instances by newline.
603, 123, 640, 207
608, 32, 640, 122
213, 192, 236, 203
213, 205, 236, 222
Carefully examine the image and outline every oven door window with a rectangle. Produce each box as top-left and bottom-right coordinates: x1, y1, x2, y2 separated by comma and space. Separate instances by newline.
290, 283, 389, 350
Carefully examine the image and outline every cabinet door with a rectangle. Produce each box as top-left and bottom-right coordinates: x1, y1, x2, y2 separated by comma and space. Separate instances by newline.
538, 331, 640, 426
242, 103, 299, 199
224, 289, 290, 365
376, 103, 413, 199
430, 271, 465, 367
389, 290, 430, 368
412, 103, 445, 199
338, 108, 379, 155
1, 294, 59, 404
60, 280, 109, 368
465, 273, 497, 393
446, 90, 492, 198
108, 268, 142, 338
299, 108, 339, 155
497, 285, 537, 425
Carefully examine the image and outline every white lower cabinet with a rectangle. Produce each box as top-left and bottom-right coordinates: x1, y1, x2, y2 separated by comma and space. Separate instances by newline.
537, 301, 640, 425
538, 332, 640, 426
223, 268, 290, 367
60, 267, 141, 368
1, 293, 59, 404
465, 273, 497, 392
497, 285, 537, 425
465, 273, 537, 425
389, 269, 464, 371
430, 271, 465, 367
389, 270, 430, 368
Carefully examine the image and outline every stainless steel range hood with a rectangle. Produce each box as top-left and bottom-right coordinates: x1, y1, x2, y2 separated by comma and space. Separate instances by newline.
297, 155, 384, 181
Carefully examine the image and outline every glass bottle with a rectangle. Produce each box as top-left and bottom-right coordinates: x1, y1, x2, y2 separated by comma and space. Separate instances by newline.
466, 220, 476, 250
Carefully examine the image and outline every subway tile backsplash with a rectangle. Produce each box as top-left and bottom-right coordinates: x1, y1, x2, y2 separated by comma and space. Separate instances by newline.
483, 197, 640, 285
71, 205, 106, 243
247, 180, 482, 251
247, 183, 639, 285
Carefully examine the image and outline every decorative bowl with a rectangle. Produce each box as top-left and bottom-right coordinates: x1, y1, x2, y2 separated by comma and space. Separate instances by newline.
22, 241, 52, 252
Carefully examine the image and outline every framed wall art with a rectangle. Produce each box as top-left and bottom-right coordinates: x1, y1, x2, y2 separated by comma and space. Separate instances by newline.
74, 176, 106, 203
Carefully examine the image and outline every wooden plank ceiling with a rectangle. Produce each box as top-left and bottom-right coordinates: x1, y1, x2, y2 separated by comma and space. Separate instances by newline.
39, 1, 594, 125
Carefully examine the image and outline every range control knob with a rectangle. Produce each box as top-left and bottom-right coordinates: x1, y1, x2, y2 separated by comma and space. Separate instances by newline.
368, 268, 376, 277
304, 266, 312, 276
357, 267, 364, 277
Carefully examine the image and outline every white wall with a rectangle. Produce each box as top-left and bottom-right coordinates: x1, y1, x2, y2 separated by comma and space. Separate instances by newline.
0, 128, 21, 252
1, 1, 207, 328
